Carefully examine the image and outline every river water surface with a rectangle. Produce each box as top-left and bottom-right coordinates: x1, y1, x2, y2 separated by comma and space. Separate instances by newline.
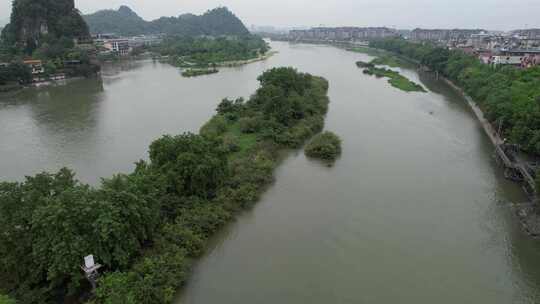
1, 41, 540, 303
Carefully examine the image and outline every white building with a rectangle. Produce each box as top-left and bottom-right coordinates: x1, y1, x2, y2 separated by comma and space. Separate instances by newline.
103, 39, 131, 56
492, 55, 523, 66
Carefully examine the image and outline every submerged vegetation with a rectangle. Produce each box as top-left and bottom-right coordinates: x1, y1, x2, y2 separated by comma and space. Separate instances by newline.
370, 38, 540, 155
305, 131, 342, 161
0, 67, 329, 303
356, 60, 426, 93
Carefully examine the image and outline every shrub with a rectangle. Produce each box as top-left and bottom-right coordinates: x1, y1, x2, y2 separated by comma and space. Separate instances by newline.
304, 131, 342, 161
238, 117, 262, 134
200, 115, 228, 138
221, 134, 240, 153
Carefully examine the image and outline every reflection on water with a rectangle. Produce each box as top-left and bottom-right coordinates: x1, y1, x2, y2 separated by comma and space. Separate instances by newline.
0, 42, 539, 304
0, 78, 104, 182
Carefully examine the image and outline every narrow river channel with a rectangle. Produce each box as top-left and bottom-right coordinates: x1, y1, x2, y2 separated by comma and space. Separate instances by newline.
1, 41, 540, 303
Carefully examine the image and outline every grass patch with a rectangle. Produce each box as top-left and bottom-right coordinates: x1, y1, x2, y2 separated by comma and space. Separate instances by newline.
358, 61, 426, 93
182, 68, 219, 77
305, 131, 342, 162
225, 122, 259, 158
370, 55, 409, 68
347, 46, 383, 57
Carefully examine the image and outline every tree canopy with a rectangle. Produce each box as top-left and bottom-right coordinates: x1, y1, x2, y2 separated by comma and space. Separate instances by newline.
156, 35, 268, 67
84, 6, 250, 37
3, 0, 89, 53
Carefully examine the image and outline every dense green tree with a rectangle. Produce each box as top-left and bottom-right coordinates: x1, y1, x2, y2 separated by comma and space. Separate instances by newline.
149, 133, 228, 198
156, 35, 268, 67
4, 0, 89, 53
0, 295, 16, 304
0, 62, 32, 85
0, 168, 160, 296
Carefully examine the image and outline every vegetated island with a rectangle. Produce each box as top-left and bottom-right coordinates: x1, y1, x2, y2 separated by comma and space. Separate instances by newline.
181, 67, 219, 77
305, 131, 342, 162
0, 68, 330, 303
356, 60, 426, 93
153, 35, 271, 76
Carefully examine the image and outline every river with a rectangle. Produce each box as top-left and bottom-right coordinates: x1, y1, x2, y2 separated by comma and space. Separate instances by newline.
1, 41, 540, 303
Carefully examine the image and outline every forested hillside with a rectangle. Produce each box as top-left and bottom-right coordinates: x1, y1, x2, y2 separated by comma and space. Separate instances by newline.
84, 6, 250, 37
1, 0, 89, 52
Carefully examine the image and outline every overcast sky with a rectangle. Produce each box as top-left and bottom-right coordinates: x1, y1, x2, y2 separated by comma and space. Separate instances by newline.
1, 0, 539, 30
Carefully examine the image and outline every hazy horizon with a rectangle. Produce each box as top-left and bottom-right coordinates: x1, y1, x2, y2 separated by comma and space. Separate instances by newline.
0, 0, 539, 31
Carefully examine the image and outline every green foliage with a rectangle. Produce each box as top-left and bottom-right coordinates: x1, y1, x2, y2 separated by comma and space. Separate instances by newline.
94, 272, 136, 304
238, 117, 262, 133
4, 0, 89, 53
356, 61, 375, 68
149, 133, 228, 198
181, 68, 219, 77
0, 68, 330, 303
0, 168, 160, 296
200, 115, 229, 138
0, 62, 32, 85
305, 131, 342, 161
0, 295, 16, 304
370, 38, 540, 154
0, 0, 99, 80
157, 35, 268, 68
84, 6, 250, 37
95, 245, 189, 304
360, 64, 426, 92
370, 55, 410, 68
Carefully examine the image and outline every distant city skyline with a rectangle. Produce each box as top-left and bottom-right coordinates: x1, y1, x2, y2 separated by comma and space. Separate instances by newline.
1, 0, 539, 31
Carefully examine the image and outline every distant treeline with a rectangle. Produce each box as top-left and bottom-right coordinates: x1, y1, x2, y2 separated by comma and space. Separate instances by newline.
84, 6, 250, 37
370, 38, 540, 154
155, 35, 269, 68
0, 67, 330, 303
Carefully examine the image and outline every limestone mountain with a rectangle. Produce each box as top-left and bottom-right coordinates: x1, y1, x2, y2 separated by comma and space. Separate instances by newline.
1, 0, 90, 50
84, 6, 250, 37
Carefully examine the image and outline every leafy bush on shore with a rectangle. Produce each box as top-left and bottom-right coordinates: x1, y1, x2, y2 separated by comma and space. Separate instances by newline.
356, 60, 426, 93
305, 131, 342, 161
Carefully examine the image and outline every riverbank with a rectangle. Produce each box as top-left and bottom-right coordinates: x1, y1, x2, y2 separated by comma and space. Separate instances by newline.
350, 42, 540, 236
443, 77, 540, 236
0, 75, 90, 95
